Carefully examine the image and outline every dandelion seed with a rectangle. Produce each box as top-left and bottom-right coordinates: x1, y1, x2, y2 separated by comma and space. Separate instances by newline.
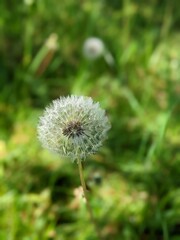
37, 95, 111, 161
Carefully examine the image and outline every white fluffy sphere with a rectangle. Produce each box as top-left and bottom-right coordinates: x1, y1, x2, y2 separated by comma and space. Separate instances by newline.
37, 95, 111, 161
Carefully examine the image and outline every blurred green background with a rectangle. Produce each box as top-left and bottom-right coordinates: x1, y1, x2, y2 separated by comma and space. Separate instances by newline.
0, 0, 180, 239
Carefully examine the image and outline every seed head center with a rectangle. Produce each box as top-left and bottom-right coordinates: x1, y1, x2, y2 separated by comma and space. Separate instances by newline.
62, 121, 84, 138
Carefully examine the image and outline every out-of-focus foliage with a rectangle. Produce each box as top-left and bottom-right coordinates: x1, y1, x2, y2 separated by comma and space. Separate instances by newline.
0, 0, 180, 239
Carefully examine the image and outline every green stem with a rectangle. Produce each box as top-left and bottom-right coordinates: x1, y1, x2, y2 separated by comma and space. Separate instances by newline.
77, 159, 102, 240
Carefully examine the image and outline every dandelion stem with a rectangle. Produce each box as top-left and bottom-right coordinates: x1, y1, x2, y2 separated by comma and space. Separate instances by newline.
77, 159, 103, 240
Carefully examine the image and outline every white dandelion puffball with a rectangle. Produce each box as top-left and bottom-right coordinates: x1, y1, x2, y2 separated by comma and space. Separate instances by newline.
37, 95, 111, 161
83, 37, 105, 60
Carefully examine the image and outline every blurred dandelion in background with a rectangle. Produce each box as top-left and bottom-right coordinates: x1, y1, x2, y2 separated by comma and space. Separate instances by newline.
83, 37, 114, 66
37, 95, 111, 161
83, 37, 105, 60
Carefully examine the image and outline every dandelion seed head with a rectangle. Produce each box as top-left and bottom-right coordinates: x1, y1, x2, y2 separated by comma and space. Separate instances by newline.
37, 95, 111, 161
83, 37, 104, 60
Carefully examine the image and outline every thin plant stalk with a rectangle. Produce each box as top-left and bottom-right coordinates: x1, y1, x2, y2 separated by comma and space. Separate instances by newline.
77, 159, 102, 240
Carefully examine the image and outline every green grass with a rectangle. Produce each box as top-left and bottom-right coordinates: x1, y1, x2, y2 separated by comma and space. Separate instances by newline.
0, 0, 180, 239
